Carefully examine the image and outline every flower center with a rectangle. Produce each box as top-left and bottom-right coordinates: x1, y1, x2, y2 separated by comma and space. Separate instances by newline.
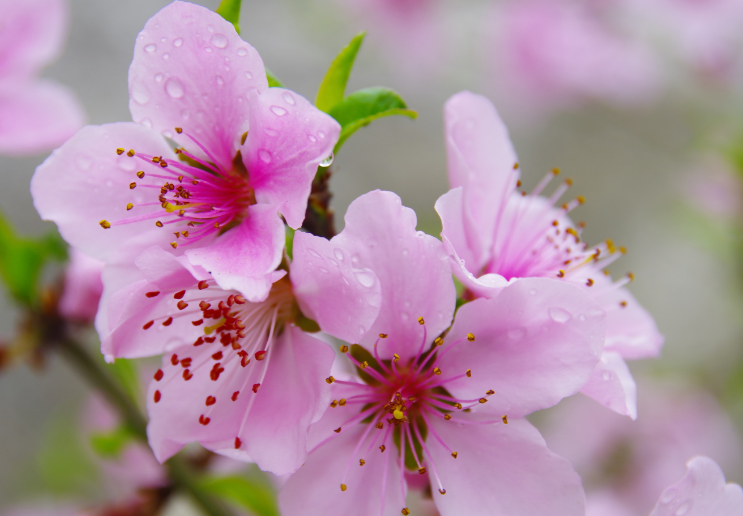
100, 128, 255, 249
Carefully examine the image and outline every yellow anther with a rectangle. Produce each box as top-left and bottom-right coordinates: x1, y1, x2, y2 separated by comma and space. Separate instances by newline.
379, 333, 388, 339
156, 221, 163, 227
479, 398, 487, 404
606, 239, 616, 254
552, 220, 559, 227
359, 459, 365, 466
408, 396, 416, 402
325, 376, 335, 384
126, 149, 135, 157
99, 220, 111, 229
116, 148, 125, 155
175, 127, 183, 134
393, 409, 404, 420
433, 367, 442, 375
418, 467, 426, 475
565, 178, 573, 186
502, 415, 509, 424
340, 484, 347, 492
586, 278, 594, 286
359, 361, 369, 369
513, 162, 519, 170
330, 400, 338, 408
451, 451, 458, 459
241, 131, 248, 145
557, 270, 565, 278
434, 337, 443, 346
619, 246, 627, 254
620, 301, 628, 308
170, 242, 178, 249
339, 345, 349, 353
338, 399, 346, 406
454, 403, 462, 410
439, 489, 446, 495
552, 168, 560, 175
376, 422, 384, 429
402, 509, 410, 515
627, 272, 635, 282
417, 316, 425, 325
129, 182, 137, 189
466, 369, 471, 377
379, 445, 386, 452
577, 196, 585, 204
136, 171, 145, 178
467, 333, 475, 342
444, 414, 451, 420
393, 353, 400, 362
126, 203, 133, 211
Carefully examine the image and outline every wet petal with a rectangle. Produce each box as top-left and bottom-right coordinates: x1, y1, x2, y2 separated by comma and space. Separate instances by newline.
580, 351, 638, 419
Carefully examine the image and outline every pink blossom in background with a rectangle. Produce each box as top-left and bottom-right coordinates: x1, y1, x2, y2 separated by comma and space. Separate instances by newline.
491, 0, 660, 115
31, 1, 340, 302
684, 156, 742, 219
540, 381, 743, 516
436, 91, 663, 419
0, 0, 85, 155
58, 249, 104, 322
280, 190, 606, 516
98, 220, 382, 475
649, 456, 743, 516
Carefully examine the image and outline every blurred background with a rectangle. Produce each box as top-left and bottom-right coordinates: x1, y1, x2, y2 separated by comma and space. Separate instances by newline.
2, 0, 743, 514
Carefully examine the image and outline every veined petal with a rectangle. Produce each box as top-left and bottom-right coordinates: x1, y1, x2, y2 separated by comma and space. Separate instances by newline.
128, 0, 267, 170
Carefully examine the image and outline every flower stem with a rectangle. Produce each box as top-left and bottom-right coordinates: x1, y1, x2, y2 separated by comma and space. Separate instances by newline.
56, 337, 234, 516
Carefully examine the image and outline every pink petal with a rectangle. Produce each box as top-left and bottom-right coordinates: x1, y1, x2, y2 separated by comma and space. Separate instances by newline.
650, 456, 743, 516
600, 286, 664, 359
128, 1, 268, 170
580, 351, 638, 419
279, 425, 405, 516
426, 415, 585, 516
443, 91, 519, 269
0, 81, 85, 155
441, 277, 605, 417
290, 231, 382, 344
31, 122, 177, 262
146, 327, 334, 476
59, 249, 104, 322
185, 204, 285, 303
0, 0, 67, 85
236, 326, 335, 475
434, 188, 478, 277
244, 88, 341, 229
327, 190, 455, 360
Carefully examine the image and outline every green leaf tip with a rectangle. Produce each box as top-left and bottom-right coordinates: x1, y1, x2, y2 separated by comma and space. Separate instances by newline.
266, 68, 284, 88
216, 0, 242, 34
315, 32, 367, 113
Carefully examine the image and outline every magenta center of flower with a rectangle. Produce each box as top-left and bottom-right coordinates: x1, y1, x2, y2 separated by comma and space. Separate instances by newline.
100, 128, 255, 249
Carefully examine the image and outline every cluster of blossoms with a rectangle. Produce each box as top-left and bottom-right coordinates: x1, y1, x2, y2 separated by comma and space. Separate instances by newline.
27, 1, 743, 515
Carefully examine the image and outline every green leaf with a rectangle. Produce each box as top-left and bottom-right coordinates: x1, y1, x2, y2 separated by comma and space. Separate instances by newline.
315, 32, 366, 113
328, 87, 417, 153
266, 68, 284, 88
108, 358, 141, 408
89, 425, 136, 459
0, 211, 67, 306
200, 471, 279, 516
37, 416, 99, 495
216, 0, 242, 34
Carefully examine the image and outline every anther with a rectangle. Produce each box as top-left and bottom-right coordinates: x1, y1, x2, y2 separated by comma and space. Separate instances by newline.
439, 489, 446, 495
241, 131, 248, 145
620, 301, 628, 308
199, 415, 211, 426
376, 422, 384, 429
116, 148, 125, 155
126, 203, 134, 211
231, 391, 239, 401
466, 369, 471, 377
153, 390, 162, 403
156, 221, 163, 227
212, 351, 223, 360
325, 376, 335, 384
154, 369, 164, 381
170, 354, 179, 366
467, 333, 475, 341
330, 400, 338, 408
434, 337, 443, 346
206, 396, 216, 406
557, 270, 565, 278
334, 427, 342, 433
486, 390, 495, 395
586, 278, 594, 286
418, 316, 425, 325
129, 182, 137, 189
175, 127, 183, 134
198, 280, 209, 290
340, 345, 349, 353
143, 320, 154, 330
234, 437, 241, 449
393, 353, 400, 362
99, 220, 111, 229
182, 370, 192, 380
170, 242, 178, 249
359, 459, 365, 466
338, 399, 346, 406
552, 220, 559, 227
180, 358, 192, 368
146, 291, 160, 298
136, 171, 145, 179
126, 149, 135, 157
552, 168, 560, 175
380, 445, 386, 452
451, 452, 458, 459
454, 403, 462, 409
359, 361, 368, 369
502, 415, 508, 424
513, 163, 519, 169
577, 195, 585, 204
418, 468, 426, 475
516, 180, 522, 187
433, 367, 442, 375
255, 350, 266, 361
627, 272, 635, 282
479, 398, 487, 404
340, 484, 347, 492
162, 317, 173, 326
252, 383, 260, 393
379, 333, 388, 339
192, 319, 204, 327
177, 301, 188, 310
402, 508, 410, 515
444, 414, 451, 420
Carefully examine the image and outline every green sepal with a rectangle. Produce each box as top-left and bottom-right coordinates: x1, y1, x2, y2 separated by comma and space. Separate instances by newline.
216, 0, 242, 34
266, 68, 284, 88
296, 313, 320, 333
285, 226, 295, 261
315, 32, 366, 113
200, 471, 280, 516
89, 425, 137, 459
328, 87, 417, 153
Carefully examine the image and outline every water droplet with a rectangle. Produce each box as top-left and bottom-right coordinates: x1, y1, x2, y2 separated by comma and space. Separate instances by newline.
401, 312, 409, 321
529, 289, 537, 295
155, 73, 164, 82
307, 134, 317, 142
258, 150, 272, 163
216, 75, 224, 86
245, 71, 253, 79
165, 77, 185, 98
359, 326, 366, 335
282, 92, 296, 105
144, 43, 157, 52
578, 314, 586, 321
210, 33, 228, 48
163, 130, 173, 138
271, 105, 287, 117
130, 83, 151, 105
237, 47, 248, 56
173, 38, 183, 47
224, 65, 230, 72
161, 37, 167, 43
601, 371, 611, 381
549, 307, 572, 323
319, 152, 334, 167
354, 270, 375, 288
307, 249, 321, 258
660, 489, 679, 504
204, 47, 213, 53
334, 249, 344, 261
140, 118, 153, 128
319, 267, 328, 273
164, 53, 171, 60
508, 328, 526, 339
351, 255, 360, 266
675, 502, 692, 515
76, 156, 92, 170
117, 157, 136, 171
402, 249, 409, 256
207, 25, 215, 33
264, 128, 278, 137
180, 109, 190, 120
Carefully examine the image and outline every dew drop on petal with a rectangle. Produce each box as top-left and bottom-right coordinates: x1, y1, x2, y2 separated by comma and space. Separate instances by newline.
264, 128, 278, 137
549, 307, 572, 323
181, 109, 190, 120
334, 248, 344, 261
319, 152, 334, 167
400, 312, 409, 321
204, 47, 213, 53
578, 314, 586, 321
165, 77, 185, 98
237, 47, 248, 56
675, 502, 692, 515
245, 71, 253, 79
211, 33, 228, 48
507, 328, 526, 340
307, 134, 317, 142
173, 38, 183, 47
76, 156, 92, 170
130, 83, 151, 105
601, 371, 611, 381
144, 43, 157, 52
318, 131, 325, 139
162, 53, 170, 60
155, 73, 164, 82
140, 118, 153, 128
258, 150, 272, 163
271, 105, 287, 116
354, 270, 375, 288
351, 255, 360, 266
359, 326, 366, 335
660, 489, 679, 504
282, 92, 296, 105
529, 289, 537, 295
216, 75, 224, 86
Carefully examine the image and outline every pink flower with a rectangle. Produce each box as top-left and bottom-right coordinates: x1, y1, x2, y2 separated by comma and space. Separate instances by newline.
436, 91, 663, 419
492, 0, 660, 114
649, 456, 743, 516
0, 0, 85, 155
98, 230, 382, 475
31, 1, 340, 301
58, 249, 104, 322
279, 190, 606, 516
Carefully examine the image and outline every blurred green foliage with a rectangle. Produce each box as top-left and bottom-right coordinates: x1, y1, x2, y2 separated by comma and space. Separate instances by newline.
200, 469, 279, 516
216, 0, 242, 33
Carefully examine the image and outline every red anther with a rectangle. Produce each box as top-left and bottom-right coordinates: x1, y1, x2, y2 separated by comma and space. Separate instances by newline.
162, 317, 173, 326
241, 356, 250, 368
199, 415, 211, 426
198, 280, 209, 290
234, 437, 242, 449
227, 295, 235, 306
212, 351, 223, 360
154, 390, 161, 403
145, 291, 160, 298
234, 295, 246, 304
334, 427, 342, 433
193, 336, 205, 347
205, 396, 216, 406
218, 301, 227, 311
143, 320, 154, 330
205, 336, 216, 343
177, 301, 188, 310
199, 301, 211, 310
231, 340, 241, 350
210, 363, 225, 381
192, 319, 204, 326
154, 369, 164, 381
252, 383, 261, 393
170, 354, 179, 365
182, 369, 193, 380
174, 290, 186, 299
180, 358, 192, 368
255, 350, 266, 361
231, 391, 239, 401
